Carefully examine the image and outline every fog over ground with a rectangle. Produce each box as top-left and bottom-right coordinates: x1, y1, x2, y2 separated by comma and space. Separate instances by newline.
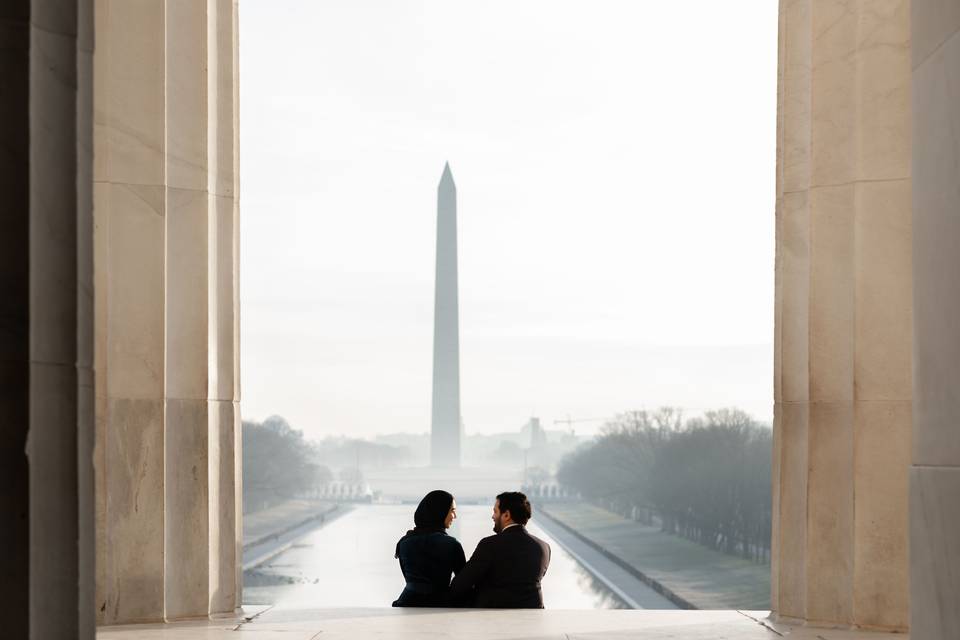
240, 1, 778, 439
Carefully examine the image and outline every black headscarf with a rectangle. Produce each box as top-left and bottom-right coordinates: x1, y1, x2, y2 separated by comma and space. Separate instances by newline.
394, 489, 454, 558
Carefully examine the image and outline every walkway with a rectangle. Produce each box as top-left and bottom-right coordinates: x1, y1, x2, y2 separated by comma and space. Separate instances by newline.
244, 499, 340, 545
533, 509, 678, 609
539, 503, 770, 609
242, 499, 348, 570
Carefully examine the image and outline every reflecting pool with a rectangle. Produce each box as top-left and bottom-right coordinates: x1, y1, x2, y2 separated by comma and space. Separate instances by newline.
244, 504, 627, 609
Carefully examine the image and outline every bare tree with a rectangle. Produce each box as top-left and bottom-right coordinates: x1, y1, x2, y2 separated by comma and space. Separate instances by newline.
557, 407, 772, 563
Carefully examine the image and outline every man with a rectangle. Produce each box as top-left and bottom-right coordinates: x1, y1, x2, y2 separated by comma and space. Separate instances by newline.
449, 491, 551, 608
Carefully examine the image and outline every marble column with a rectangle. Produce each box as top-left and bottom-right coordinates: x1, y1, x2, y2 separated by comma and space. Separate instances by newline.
207, 0, 243, 613
164, 0, 211, 620
0, 1, 95, 638
94, 0, 167, 622
909, 1, 960, 638
773, 0, 912, 631
94, 0, 241, 624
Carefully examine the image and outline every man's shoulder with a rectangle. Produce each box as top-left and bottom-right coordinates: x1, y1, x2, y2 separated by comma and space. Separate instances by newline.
476, 533, 499, 547
510, 527, 550, 557
531, 532, 551, 554
526, 529, 549, 546
501, 526, 548, 546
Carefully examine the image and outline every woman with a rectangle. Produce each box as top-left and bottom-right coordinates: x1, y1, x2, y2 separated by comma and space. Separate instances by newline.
392, 489, 466, 607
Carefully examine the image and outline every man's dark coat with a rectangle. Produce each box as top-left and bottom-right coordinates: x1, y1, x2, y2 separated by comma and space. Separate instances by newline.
449, 524, 551, 608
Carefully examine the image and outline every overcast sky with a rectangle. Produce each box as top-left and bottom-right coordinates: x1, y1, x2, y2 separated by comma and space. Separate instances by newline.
239, 1, 779, 440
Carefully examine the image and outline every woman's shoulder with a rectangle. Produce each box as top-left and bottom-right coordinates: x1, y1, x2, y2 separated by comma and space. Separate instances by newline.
422, 531, 463, 548
398, 531, 459, 547
435, 533, 464, 553
398, 530, 463, 546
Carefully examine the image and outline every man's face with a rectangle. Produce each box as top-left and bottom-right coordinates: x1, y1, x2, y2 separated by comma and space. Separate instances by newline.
492, 499, 507, 533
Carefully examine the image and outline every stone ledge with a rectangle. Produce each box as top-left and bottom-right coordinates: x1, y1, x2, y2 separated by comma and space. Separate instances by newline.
96, 606, 908, 639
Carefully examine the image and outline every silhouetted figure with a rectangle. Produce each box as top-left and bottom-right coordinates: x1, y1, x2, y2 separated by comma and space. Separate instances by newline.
450, 491, 551, 608
392, 490, 465, 607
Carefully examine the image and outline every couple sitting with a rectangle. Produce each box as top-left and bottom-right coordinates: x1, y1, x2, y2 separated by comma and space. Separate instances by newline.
393, 490, 551, 608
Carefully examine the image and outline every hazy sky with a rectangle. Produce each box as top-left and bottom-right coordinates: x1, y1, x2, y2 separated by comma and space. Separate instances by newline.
240, 1, 779, 440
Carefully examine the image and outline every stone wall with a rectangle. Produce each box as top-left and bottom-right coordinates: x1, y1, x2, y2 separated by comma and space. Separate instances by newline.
93, 0, 242, 624
773, 0, 913, 631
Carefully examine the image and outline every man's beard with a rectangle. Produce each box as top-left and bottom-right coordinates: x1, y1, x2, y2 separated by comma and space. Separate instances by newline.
492, 515, 504, 533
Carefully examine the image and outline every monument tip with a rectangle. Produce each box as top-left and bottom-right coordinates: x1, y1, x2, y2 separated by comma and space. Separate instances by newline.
440, 161, 454, 185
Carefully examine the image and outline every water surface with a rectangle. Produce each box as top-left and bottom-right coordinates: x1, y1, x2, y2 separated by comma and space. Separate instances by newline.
244, 504, 626, 609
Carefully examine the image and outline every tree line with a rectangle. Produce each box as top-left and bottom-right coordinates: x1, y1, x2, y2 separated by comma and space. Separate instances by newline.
556, 408, 771, 562
243, 415, 411, 512
242, 415, 333, 512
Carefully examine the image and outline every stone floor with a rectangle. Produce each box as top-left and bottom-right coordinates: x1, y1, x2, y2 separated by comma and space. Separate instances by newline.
96, 607, 908, 639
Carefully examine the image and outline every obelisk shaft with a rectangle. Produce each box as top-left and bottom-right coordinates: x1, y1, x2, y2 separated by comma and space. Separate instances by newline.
431, 163, 461, 467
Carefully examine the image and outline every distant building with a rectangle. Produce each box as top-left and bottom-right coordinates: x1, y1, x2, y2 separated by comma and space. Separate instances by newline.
523, 417, 548, 451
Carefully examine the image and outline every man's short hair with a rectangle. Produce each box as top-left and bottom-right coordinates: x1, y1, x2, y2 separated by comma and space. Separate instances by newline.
496, 491, 532, 525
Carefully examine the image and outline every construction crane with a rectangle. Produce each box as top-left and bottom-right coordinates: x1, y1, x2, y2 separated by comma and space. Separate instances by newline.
553, 415, 609, 435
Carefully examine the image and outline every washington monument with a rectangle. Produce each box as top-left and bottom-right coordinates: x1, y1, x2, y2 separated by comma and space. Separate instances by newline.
431, 163, 461, 467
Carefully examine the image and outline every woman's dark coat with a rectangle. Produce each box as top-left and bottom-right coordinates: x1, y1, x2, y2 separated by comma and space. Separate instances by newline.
392, 531, 466, 607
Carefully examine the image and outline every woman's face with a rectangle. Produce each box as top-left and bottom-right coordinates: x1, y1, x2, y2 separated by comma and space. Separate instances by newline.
444, 500, 457, 528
